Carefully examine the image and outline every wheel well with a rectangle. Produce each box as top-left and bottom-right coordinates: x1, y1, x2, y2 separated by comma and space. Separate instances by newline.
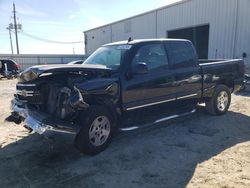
218, 80, 234, 91
86, 96, 120, 125
202, 82, 233, 103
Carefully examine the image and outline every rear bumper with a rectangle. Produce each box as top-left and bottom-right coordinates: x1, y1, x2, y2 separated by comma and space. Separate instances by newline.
11, 99, 80, 134
244, 74, 250, 84
234, 78, 245, 92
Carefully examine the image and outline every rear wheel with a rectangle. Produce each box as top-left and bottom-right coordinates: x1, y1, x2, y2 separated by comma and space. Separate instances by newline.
74, 105, 114, 155
205, 85, 231, 115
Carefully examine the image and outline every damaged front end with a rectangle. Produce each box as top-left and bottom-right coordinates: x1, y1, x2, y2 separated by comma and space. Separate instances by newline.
10, 64, 119, 134
11, 86, 88, 134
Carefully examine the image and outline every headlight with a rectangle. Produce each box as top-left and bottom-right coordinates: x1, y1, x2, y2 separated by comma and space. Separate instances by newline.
18, 68, 38, 82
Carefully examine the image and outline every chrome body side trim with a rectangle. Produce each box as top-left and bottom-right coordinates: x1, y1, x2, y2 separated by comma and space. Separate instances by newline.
126, 98, 176, 111
177, 93, 198, 100
126, 93, 198, 111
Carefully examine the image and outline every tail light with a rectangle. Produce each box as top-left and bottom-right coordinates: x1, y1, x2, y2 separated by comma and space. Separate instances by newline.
16, 63, 21, 70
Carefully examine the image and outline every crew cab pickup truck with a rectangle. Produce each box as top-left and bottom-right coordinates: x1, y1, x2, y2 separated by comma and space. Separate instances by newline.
10, 39, 245, 155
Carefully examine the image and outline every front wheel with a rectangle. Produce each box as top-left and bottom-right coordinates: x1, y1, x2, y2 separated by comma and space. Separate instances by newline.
74, 105, 115, 155
205, 85, 231, 115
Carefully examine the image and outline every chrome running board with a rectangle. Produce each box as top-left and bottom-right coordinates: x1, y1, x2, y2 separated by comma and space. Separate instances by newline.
119, 109, 196, 132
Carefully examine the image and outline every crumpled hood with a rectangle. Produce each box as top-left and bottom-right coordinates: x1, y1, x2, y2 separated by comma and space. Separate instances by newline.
18, 64, 112, 82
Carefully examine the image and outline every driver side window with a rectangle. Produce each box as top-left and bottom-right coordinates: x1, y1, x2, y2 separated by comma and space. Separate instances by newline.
132, 43, 168, 71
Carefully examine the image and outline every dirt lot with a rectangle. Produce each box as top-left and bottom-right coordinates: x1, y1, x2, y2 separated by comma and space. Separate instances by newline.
0, 79, 250, 188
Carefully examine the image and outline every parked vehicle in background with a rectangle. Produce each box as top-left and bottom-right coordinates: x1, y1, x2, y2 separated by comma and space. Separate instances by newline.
67, 60, 85, 65
10, 39, 245, 155
0, 59, 20, 79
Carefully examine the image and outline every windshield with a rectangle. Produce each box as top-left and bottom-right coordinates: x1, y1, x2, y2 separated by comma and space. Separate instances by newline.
84, 45, 130, 70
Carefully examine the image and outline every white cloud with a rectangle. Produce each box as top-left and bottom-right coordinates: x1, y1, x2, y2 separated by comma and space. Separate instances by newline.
84, 14, 107, 27
25, 20, 73, 26
17, 4, 47, 17
69, 9, 107, 28
68, 14, 76, 20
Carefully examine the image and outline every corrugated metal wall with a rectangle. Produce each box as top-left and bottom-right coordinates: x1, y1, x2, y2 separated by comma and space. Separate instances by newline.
157, 0, 238, 59
234, 0, 250, 71
85, 26, 112, 55
84, 0, 250, 71
85, 11, 158, 54
0, 54, 88, 70
111, 12, 157, 41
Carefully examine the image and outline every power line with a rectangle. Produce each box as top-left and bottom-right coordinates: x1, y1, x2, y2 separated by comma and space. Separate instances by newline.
20, 31, 84, 44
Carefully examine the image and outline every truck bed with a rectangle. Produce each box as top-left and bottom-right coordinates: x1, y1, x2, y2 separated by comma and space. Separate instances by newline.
198, 59, 245, 98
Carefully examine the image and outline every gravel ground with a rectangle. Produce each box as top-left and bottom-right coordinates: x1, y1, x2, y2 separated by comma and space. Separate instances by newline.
0, 79, 250, 188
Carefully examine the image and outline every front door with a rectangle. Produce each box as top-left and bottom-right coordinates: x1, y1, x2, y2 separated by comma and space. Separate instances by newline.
122, 42, 176, 111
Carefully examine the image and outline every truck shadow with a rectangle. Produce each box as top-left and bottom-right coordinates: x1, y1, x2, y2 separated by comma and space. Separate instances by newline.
0, 107, 250, 188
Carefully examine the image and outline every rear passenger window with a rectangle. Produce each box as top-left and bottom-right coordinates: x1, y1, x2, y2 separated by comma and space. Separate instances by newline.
166, 41, 197, 68
132, 44, 168, 71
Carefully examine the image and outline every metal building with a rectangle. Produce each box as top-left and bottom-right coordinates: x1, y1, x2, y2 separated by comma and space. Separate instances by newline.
83, 0, 250, 71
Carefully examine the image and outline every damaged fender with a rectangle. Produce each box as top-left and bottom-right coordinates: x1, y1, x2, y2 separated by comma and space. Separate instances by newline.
74, 78, 120, 100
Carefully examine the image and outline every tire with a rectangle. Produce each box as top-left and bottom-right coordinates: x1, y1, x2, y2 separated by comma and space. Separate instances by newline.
74, 105, 115, 155
205, 85, 231, 115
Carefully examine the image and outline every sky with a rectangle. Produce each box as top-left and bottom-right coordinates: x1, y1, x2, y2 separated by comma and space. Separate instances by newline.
0, 0, 181, 54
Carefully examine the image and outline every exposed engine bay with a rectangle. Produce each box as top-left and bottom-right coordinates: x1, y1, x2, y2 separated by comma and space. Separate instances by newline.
42, 77, 88, 120
16, 75, 87, 121
14, 65, 119, 122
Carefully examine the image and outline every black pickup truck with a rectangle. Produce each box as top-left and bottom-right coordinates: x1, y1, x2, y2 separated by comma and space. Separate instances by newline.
10, 39, 245, 155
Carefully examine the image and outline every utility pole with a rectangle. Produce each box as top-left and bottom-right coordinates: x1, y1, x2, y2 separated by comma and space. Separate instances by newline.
6, 26, 14, 54
13, 3, 20, 54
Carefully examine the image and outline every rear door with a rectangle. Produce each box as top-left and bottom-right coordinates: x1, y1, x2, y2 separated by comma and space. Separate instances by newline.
122, 42, 176, 110
165, 41, 202, 100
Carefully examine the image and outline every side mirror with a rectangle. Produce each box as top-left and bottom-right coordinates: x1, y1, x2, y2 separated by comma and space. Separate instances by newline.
132, 62, 148, 74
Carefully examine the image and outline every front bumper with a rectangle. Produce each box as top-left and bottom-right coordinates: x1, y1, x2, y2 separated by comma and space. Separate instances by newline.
11, 99, 81, 134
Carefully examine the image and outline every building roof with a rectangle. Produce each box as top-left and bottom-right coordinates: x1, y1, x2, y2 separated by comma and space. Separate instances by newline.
83, 0, 191, 33
103, 38, 190, 46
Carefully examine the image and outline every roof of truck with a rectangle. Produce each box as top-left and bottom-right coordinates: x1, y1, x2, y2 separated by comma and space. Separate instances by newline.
104, 38, 190, 46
